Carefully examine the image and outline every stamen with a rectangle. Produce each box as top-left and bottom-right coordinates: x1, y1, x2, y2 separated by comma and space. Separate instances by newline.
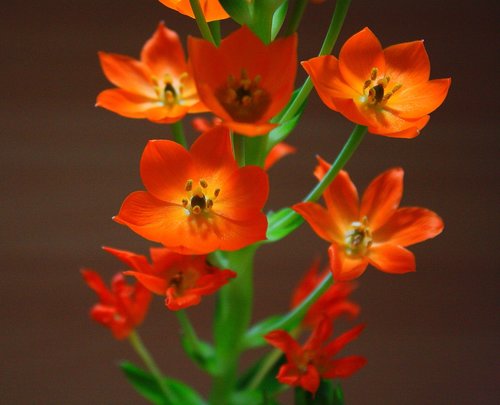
206, 199, 213, 209
370, 67, 378, 81
182, 199, 188, 207
200, 179, 208, 188
391, 83, 402, 93
192, 206, 201, 215
214, 189, 220, 198
185, 179, 193, 191
363, 79, 372, 90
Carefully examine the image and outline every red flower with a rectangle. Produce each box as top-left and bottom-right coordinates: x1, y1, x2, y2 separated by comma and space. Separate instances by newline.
97, 22, 205, 123
158, 0, 229, 22
81, 270, 151, 339
291, 259, 360, 328
114, 125, 269, 254
265, 318, 366, 394
293, 158, 444, 280
103, 246, 236, 310
303, 28, 451, 138
188, 26, 297, 136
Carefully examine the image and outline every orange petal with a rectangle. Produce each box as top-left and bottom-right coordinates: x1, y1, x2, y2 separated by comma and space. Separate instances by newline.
388, 78, 451, 119
373, 207, 444, 246
140, 140, 195, 202
224, 121, 278, 137
383, 40, 430, 87
102, 246, 152, 274
360, 168, 403, 231
372, 115, 429, 139
98, 52, 155, 98
368, 243, 415, 274
165, 289, 201, 310
264, 142, 296, 171
209, 212, 268, 251
123, 271, 168, 296
338, 28, 385, 88
328, 243, 369, 281
159, 0, 229, 22
293, 202, 343, 242
140, 22, 187, 78
96, 89, 159, 118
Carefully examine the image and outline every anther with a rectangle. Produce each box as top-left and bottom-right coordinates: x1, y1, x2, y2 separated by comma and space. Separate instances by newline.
206, 199, 213, 209
185, 179, 193, 191
363, 79, 372, 90
192, 206, 201, 215
370, 67, 378, 81
391, 83, 402, 93
214, 189, 220, 198
182, 199, 188, 207
200, 179, 208, 188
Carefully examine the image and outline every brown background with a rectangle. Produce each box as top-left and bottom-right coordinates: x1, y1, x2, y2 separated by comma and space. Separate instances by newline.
1, 1, 498, 404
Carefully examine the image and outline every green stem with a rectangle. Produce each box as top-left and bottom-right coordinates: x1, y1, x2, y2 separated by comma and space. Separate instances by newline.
208, 21, 221, 46
190, 0, 216, 45
244, 134, 268, 167
233, 133, 246, 167
171, 120, 187, 148
285, 0, 308, 36
278, 0, 351, 124
128, 330, 174, 402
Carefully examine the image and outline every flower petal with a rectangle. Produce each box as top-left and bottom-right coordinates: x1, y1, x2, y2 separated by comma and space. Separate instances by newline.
96, 89, 160, 118
368, 243, 416, 274
322, 356, 367, 378
123, 271, 168, 296
383, 40, 430, 87
328, 243, 369, 281
374, 207, 444, 246
293, 202, 343, 242
360, 167, 404, 231
264, 330, 301, 361
81, 269, 114, 304
102, 246, 152, 274
159, 0, 229, 22
264, 142, 296, 171
324, 324, 365, 356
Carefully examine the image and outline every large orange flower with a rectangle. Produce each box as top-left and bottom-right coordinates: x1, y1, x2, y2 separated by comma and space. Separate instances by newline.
159, 0, 229, 22
302, 28, 451, 138
103, 246, 236, 311
293, 158, 444, 280
114, 126, 269, 254
188, 26, 297, 136
97, 22, 205, 123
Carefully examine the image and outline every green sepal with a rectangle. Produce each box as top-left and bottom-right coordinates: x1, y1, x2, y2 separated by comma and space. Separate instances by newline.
294, 380, 344, 405
119, 361, 206, 405
271, 0, 289, 40
266, 208, 303, 243
219, 0, 252, 25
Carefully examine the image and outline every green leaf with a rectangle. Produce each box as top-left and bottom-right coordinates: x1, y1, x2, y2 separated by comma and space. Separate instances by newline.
271, 1, 289, 40
120, 362, 205, 405
294, 380, 344, 405
219, 0, 252, 25
266, 208, 304, 243
179, 334, 216, 374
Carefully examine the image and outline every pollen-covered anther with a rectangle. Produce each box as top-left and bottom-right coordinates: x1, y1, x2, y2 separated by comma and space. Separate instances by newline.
185, 179, 193, 191
182, 198, 188, 207
370, 67, 378, 81
200, 179, 208, 188
214, 188, 220, 198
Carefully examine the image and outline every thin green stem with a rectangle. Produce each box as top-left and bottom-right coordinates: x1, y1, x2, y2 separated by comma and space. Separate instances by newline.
171, 120, 187, 148
175, 310, 202, 351
285, 0, 308, 36
128, 330, 174, 402
246, 348, 282, 391
278, 0, 351, 124
233, 133, 246, 167
190, 0, 216, 45
208, 21, 221, 46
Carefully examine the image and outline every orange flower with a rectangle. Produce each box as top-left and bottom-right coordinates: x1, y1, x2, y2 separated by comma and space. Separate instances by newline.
291, 259, 360, 328
114, 125, 269, 254
188, 26, 297, 136
103, 246, 236, 311
302, 28, 451, 138
293, 158, 444, 280
159, 0, 229, 22
81, 270, 151, 339
97, 22, 205, 123
265, 318, 366, 394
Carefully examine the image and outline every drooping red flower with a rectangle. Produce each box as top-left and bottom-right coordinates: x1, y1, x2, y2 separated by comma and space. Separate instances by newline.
293, 158, 444, 280
97, 22, 205, 123
265, 317, 366, 394
103, 246, 235, 311
291, 259, 360, 328
302, 27, 451, 138
158, 0, 229, 22
114, 125, 269, 254
189, 26, 297, 136
81, 270, 151, 339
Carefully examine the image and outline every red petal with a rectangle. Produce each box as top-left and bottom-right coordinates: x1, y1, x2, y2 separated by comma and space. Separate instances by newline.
293, 202, 343, 242
264, 330, 301, 360
102, 246, 152, 274
123, 271, 168, 296
324, 324, 365, 356
81, 269, 114, 304
322, 356, 367, 378
368, 243, 416, 274
264, 142, 296, 171
328, 243, 369, 281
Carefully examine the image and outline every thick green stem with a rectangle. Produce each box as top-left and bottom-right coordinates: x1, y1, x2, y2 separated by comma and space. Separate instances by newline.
285, 0, 308, 36
128, 330, 174, 402
190, 0, 216, 45
278, 0, 351, 124
171, 120, 187, 148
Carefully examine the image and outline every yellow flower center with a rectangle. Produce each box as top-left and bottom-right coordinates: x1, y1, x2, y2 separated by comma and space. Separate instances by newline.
360, 67, 402, 107
153, 72, 189, 107
216, 69, 271, 122
182, 179, 220, 216
344, 217, 372, 256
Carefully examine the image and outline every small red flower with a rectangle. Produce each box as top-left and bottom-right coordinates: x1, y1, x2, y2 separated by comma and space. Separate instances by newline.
291, 259, 360, 328
293, 158, 444, 280
158, 0, 229, 22
114, 125, 269, 254
97, 22, 205, 123
265, 318, 366, 394
103, 246, 236, 310
81, 270, 151, 339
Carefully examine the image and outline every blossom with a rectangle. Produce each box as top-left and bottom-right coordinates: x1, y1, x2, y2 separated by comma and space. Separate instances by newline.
302, 27, 451, 138
103, 246, 236, 310
158, 0, 229, 22
188, 26, 297, 136
81, 270, 151, 339
264, 142, 297, 171
97, 22, 205, 123
291, 259, 360, 328
264, 318, 366, 394
114, 125, 269, 254
293, 159, 444, 280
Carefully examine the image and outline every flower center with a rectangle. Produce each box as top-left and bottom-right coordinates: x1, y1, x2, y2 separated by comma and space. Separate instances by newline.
360, 67, 402, 106
344, 217, 372, 256
215, 69, 271, 122
153, 72, 189, 107
181, 178, 220, 216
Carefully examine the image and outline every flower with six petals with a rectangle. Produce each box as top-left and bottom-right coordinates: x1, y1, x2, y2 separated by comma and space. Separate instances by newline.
188, 26, 297, 136
293, 158, 444, 280
97, 22, 205, 123
103, 246, 236, 310
159, 0, 229, 22
81, 270, 151, 339
114, 125, 269, 254
302, 27, 451, 138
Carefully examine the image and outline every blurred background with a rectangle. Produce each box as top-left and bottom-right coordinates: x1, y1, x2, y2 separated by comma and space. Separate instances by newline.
1, 0, 498, 404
